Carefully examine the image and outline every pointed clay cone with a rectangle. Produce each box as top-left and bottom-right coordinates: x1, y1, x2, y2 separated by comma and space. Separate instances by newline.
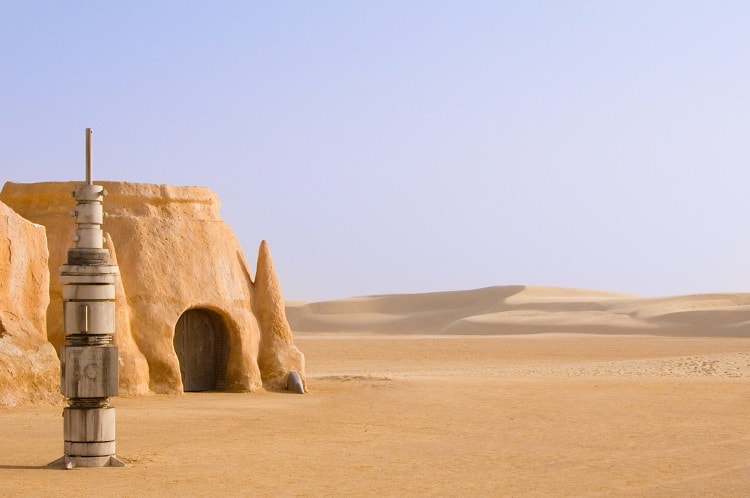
254, 240, 306, 391
255, 240, 292, 341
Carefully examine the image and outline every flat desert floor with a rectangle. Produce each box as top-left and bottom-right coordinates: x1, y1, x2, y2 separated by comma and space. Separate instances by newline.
2, 333, 749, 497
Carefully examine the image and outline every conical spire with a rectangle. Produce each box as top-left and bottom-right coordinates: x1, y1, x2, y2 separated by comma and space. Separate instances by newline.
254, 240, 305, 391
254, 239, 292, 342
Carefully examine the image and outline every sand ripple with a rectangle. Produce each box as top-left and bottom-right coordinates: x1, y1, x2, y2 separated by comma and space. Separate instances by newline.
496, 352, 750, 379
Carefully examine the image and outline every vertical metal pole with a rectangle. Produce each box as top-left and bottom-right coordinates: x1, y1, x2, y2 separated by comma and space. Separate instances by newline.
85, 128, 93, 185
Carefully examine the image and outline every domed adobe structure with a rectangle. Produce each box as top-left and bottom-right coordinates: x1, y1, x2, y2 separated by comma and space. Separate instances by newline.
1, 181, 305, 395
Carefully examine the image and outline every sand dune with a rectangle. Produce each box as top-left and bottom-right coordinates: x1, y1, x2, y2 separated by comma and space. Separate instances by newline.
287, 285, 750, 337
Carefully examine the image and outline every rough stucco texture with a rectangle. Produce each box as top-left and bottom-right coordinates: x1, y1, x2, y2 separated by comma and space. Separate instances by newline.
0, 200, 61, 407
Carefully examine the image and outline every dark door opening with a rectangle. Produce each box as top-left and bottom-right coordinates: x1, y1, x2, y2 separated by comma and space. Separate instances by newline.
174, 309, 229, 392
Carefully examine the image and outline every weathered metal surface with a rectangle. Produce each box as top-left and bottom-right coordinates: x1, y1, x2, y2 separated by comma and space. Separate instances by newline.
63, 407, 116, 442
74, 227, 104, 248
73, 184, 104, 202
63, 283, 115, 301
73, 201, 103, 224
52, 129, 122, 467
66, 248, 110, 265
60, 272, 117, 285
64, 441, 116, 457
85, 128, 93, 185
63, 301, 115, 335
61, 345, 119, 399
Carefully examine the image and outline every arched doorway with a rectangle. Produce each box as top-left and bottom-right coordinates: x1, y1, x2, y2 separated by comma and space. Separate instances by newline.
174, 309, 229, 392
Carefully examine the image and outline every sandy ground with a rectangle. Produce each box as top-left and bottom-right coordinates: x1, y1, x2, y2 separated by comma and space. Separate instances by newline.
2, 333, 749, 497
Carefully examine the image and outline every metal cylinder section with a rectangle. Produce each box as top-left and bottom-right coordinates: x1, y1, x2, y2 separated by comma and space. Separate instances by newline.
64, 407, 116, 440
63, 301, 116, 335
53, 130, 123, 469
63, 407, 116, 460
71, 185, 106, 250
74, 202, 104, 225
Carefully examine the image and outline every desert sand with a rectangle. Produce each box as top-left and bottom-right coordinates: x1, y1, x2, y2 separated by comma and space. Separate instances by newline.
2, 287, 749, 496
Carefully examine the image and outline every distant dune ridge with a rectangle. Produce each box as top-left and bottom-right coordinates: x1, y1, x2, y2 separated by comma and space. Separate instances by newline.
286, 286, 750, 337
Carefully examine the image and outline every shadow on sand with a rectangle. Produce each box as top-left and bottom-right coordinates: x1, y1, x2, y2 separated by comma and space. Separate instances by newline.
0, 464, 58, 471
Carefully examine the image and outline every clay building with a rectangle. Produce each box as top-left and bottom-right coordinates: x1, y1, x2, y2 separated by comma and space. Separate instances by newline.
0, 181, 305, 399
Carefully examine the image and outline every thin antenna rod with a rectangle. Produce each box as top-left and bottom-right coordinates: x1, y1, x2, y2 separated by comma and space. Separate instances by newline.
85, 128, 93, 185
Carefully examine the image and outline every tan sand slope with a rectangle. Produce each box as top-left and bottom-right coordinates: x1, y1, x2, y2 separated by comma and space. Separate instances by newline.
287, 285, 750, 336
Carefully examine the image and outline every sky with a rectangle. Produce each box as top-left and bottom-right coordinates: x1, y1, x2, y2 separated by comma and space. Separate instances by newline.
2, 1, 750, 301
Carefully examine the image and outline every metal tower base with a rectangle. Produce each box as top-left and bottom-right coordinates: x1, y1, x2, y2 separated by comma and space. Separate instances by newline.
48, 455, 127, 470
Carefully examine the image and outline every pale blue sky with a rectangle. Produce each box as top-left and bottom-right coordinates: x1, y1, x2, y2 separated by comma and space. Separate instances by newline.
2, 1, 750, 300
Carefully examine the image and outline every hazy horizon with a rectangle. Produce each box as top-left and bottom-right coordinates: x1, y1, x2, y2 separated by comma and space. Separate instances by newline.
3, 2, 750, 301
